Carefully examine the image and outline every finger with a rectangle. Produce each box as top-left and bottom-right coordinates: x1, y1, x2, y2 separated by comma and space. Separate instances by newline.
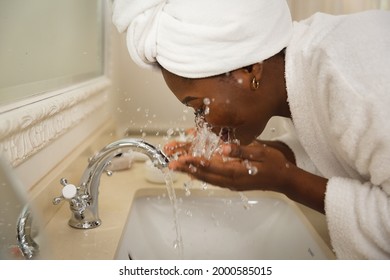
170, 154, 240, 170
169, 155, 257, 189
221, 143, 267, 162
168, 155, 212, 170
190, 161, 262, 191
163, 141, 191, 156
170, 157, 240, 190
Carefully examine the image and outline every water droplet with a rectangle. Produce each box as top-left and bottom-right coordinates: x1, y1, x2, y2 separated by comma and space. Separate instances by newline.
185, 209, 193, 217
239, 192, 252, 210
184, 181, 192, 196
166, 128, 174, 137
244, 160, 258, 175
188, 164, 197, 173
173, 239, 182, 250
223, 199, 232, 205
248, 166, 258, 175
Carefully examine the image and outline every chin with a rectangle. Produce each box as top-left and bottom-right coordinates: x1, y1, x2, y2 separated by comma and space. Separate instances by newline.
220, 126, 259, 146
235, 134, 257, 146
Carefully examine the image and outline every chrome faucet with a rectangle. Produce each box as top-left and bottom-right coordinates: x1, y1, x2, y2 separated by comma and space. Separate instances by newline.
52, 138, 169, 229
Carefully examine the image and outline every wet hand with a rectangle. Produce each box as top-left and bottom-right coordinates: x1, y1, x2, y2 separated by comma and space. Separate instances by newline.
163, 140, 192, 157
168, 141, 295, 192
163, 127, 197, 157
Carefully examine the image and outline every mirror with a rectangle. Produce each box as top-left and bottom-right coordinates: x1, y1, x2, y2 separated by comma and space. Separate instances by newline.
0, 0, 104, 106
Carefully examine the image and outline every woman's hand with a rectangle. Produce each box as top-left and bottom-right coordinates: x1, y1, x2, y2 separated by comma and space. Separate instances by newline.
167, 140, 295, 193
166, 139, 327, 213
164, 140, 192, 158
163, 127, 197, 158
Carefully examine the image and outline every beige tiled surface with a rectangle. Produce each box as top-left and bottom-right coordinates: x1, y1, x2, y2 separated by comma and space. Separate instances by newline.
30, 125, 334, 259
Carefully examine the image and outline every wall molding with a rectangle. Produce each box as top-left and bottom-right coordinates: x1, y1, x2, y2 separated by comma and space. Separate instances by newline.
0, 77, 110, 167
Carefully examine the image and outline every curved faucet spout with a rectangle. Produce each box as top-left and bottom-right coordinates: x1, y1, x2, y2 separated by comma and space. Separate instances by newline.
53, 138, 170, 229
87, 138, 169, 170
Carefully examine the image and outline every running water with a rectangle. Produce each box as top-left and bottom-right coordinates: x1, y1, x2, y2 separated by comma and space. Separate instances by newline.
162, 168, 184, 258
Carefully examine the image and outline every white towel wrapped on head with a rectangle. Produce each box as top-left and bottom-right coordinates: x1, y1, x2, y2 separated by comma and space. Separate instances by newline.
112, 0, 292, 78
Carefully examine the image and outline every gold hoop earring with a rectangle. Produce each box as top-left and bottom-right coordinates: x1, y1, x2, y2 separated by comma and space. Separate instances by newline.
251, 77, 260, 90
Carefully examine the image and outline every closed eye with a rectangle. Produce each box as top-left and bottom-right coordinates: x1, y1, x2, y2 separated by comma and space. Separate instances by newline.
181, 96, 199, 106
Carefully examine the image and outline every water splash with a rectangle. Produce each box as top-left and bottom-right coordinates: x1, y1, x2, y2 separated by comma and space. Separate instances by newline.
239, 192, 252, 210
183, 181, 192, 197
189, 113, 222, 160
201, 181, 208, 190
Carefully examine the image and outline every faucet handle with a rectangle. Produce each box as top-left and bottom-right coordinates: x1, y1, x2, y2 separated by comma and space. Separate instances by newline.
53, 178, 77, 205
61, 183, 77, 199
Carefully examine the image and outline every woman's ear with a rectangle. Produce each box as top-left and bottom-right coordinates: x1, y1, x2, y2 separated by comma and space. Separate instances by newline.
243, 63, 263, 91
250, 63, 264, 81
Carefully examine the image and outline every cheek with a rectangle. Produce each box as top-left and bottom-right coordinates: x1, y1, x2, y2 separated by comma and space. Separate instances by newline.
205, 100, 241, 127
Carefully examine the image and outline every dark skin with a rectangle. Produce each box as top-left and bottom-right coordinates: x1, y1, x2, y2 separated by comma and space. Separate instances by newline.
161, 51, 328, 214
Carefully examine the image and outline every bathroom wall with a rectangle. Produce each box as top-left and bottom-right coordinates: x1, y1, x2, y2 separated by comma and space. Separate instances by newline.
110, 0, 390, 140
110, 27, 193, 137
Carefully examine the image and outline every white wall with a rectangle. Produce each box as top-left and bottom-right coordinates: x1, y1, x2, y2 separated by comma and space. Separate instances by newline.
110, 26, 193, 138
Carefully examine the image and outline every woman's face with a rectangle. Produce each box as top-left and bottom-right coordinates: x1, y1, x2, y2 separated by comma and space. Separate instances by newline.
161, 67, 275, 145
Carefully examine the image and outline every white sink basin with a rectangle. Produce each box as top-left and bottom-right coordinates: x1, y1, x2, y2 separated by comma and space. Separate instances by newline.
115, 188, 334, 260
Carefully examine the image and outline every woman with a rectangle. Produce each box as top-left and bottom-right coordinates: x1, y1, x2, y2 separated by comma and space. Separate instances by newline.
112, 0, 390, 259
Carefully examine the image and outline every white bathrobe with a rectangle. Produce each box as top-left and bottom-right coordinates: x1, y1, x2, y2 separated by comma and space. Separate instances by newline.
282, 10, 390, 259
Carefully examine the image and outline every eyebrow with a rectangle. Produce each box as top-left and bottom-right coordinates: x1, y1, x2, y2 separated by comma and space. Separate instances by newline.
181, 96, 199, 105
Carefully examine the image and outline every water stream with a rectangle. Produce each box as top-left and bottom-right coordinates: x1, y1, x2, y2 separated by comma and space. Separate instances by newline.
162, 169, 184, 258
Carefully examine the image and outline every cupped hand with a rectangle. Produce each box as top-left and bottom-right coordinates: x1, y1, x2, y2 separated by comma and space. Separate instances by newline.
163, 127, 197, 157
163, 140, 192, 157
168, 140, 295, 192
